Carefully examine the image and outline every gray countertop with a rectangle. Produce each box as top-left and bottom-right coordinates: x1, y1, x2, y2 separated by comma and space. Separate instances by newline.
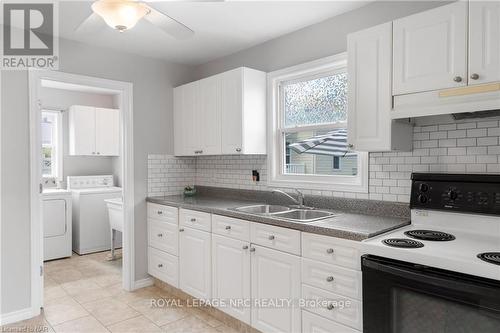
147, 195, 410, 241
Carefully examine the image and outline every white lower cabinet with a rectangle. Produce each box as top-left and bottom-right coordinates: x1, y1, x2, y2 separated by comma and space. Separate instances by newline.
212, 234, 251, 324
148, 247, 179, 288
251, 245, 301, 333
179, 226, 212, 300
302, 310, 359, 333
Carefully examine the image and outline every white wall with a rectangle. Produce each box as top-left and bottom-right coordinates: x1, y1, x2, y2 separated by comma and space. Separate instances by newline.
40, 87, 118, 187
1, 37, 195, 315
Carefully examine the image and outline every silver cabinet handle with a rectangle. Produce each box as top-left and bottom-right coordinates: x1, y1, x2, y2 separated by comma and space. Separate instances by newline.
96, 152, 100, 155
158, 264, 163, 268
236, 148, 241, 152
157, 211, 163, 215
268, 235, 275, 240
225, 225, 231, 230
326, 248, 334, 254
242, 245, 249, 250
326, 276, 334, 282
190, 218, 196, 222
199, 150, 203, 154
157, 233, 163, 237
470, 73, 479, 80
348, 144, 354, 149
327, 303, 335, 310
453, 76, 462, 82
179, 228, 184, 232
249, 247, 256, 252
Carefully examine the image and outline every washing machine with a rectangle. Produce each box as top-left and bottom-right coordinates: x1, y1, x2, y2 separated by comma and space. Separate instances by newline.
68, 175, 122, 255
43, 188, 72, 261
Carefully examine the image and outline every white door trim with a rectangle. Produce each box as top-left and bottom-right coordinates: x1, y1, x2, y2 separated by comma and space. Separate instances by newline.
28, 70, 135, 317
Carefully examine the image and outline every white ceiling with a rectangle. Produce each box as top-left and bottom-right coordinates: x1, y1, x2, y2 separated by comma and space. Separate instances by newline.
59, 1, 370, 65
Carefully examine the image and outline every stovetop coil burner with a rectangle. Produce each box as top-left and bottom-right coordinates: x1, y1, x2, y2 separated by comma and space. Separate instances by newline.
404, 230, 456, 241
382, 238, 424, 248
477, 252, 500, 266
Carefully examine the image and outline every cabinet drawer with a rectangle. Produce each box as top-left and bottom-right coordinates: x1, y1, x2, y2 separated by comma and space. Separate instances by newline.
147, 203, 178, 224
302, 258, 362, 300
179, 209, 211, 232
148, 247, 179, 288
148, 218, 178, 256
302, 284, 362, 331
212, 215, 250, 241
302, 233, 360, 270
250, 223, 300, 255
302, 310, 360, 333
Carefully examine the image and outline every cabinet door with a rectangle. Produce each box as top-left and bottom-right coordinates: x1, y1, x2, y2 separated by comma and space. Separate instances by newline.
95, 107, 120, 156
251, 245, 301, 333
221, 68, 243, 155
199, 76, 222, 155
173, 86, 184, 156
69, 105, 96, 155
183, 82, 201, 156
469, 1, 500, 85
179, 226, 211, 299
347, 22, 393, 152
212, 234, 251, 324
393, 2, 467, 95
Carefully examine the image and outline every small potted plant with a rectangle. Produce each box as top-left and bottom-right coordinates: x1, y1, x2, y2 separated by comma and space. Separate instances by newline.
183, 185, 196, 197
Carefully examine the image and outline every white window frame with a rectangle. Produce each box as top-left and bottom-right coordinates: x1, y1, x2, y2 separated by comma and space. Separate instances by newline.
267, 53, 368, 193
41, 109, 63, 181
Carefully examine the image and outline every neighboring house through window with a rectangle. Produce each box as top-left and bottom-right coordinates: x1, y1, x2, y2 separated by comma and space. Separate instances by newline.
267, 53, 368, 192
41, 110, 63, 181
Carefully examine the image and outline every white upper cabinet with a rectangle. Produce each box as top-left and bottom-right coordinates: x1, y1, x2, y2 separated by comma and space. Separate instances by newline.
393, 1, 468, 95
69, 105, 120, 156
469, 1, 500, 85
347, 22, 412, 152
174, 67, 266, 156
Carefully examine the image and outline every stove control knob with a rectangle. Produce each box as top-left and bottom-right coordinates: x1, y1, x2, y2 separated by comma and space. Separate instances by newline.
419, 183, 429, 192
447, 190, 458, 201
417, 194, 428, 204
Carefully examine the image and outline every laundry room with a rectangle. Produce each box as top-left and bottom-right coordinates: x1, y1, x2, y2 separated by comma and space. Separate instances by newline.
39, 79, 125, 293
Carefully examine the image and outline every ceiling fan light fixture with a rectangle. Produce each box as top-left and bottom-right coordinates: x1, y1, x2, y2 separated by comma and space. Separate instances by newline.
91, 0, 150, 32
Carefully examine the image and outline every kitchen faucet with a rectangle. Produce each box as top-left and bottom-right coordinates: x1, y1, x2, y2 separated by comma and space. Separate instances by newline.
271, 188, 306, 208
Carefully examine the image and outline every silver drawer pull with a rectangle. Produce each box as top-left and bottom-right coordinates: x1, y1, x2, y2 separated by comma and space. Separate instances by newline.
157, 233, 163, 237
327, 303, 335, 310
236, 148, 241, 152
242, 245, 249, 250
249, 247, 256, 252
179, 228, 185, 232
326, 276, 334, 282
326, 248, 334, 254
268, 235, 275, 240
470, 73, 479, 80
157, 264, 163, 268
190, 218, 196, 222
225, 226, 231, 230
453, 76, 462, 83
157, 211, 163, 215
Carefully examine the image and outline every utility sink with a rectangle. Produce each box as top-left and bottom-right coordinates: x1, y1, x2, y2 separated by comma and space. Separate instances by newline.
272, 209, 339, 223
233, 204, 291, 215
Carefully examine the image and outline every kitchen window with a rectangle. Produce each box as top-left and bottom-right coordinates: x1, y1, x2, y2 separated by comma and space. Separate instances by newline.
268, 53, 368, 192
41, 110, 63, 180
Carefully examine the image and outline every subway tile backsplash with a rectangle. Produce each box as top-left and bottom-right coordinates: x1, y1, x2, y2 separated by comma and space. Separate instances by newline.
148, 116, 500, 203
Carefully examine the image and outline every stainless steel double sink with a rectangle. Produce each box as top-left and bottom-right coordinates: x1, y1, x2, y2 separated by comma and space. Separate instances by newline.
231, 204, 339, 223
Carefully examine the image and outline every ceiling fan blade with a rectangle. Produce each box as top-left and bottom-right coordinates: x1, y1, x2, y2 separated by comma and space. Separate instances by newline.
144, 5, 194, 40
75, 12, 106, 34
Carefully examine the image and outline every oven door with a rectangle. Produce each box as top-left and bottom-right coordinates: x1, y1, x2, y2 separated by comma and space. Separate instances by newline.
362, 255, 500, 333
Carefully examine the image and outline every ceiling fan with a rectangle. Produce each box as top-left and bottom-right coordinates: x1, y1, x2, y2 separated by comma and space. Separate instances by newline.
76, 0, 195, 39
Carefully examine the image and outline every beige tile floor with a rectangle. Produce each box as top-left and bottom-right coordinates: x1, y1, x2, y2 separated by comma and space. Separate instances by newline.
1, 251, 239, 333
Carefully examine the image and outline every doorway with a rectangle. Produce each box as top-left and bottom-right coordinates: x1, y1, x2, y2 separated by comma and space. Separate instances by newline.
28, 70, 135, 317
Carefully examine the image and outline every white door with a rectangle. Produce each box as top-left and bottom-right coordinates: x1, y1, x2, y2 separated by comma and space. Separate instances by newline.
43, 199, 67, 237
179, 226, 211, 299
69, 105, 96, 155
348, 22, 393, 151
199, 75, 222, 155
95, 107, 120, 156
469, 1, 500, 85
173, 86, 184, 155
393, 1, 467, 95
183, 82, 200, 156
251, 245, 301, 333
212, 234, 251, 324
221, 68, 243, 155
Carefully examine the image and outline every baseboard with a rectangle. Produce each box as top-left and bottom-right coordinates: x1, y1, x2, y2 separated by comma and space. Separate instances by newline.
0, 307, 39, 326
133, 277, 154, 290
